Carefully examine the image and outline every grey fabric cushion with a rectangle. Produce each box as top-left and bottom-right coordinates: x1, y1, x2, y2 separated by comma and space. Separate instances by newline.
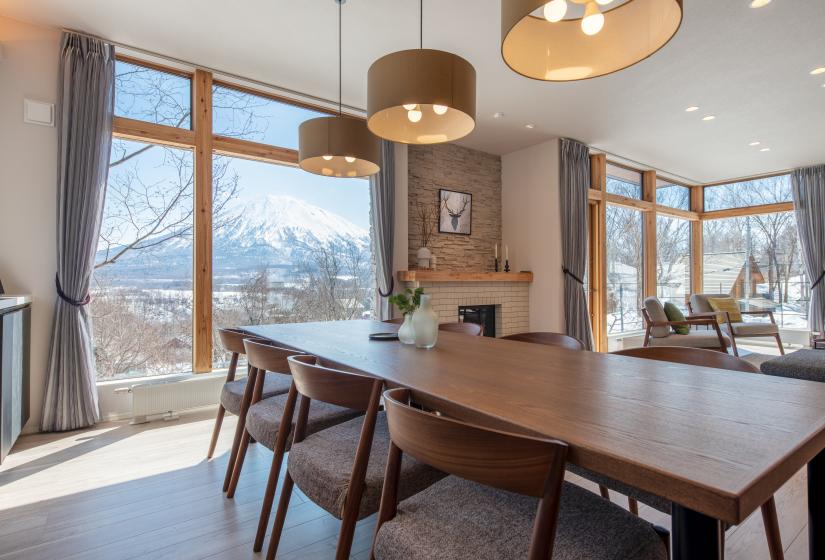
689, 293, 727, 314
373, 476, 667, 560
644, 297, 671, 338
567, 464, 671, 514
219, 373, 292, 415
288, 413, 445, 520
648, 330, 730, 348
246, 395, 363, 451
761, 349, 825, 382
722, 321, 779, 336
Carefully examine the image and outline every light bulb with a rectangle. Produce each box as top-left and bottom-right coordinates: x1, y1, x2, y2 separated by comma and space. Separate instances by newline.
402, 103, 417, 111
581, 2, 604, 35
432, 104, 448, 115
407, 108, 423, 123
543, 0, 567, 23
344, 156, 355, 163
595, 0, 612, 5
322, 154, 333, 161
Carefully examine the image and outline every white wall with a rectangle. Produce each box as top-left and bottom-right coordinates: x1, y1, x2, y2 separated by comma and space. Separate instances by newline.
502, 138, 565, 332
0, 16, 60, 433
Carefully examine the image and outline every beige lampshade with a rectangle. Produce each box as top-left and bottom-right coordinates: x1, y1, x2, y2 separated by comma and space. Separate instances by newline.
367, 49, 476, 144
502, 0, 683, 81
298, 116, 381, 178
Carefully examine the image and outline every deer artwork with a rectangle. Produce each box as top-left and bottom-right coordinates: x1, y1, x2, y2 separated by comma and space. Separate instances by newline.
441, 190, 471, 233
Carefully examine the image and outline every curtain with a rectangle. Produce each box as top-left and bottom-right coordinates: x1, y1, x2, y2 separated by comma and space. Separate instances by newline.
791, 164, 825, 336
41, 33, 115, 431
369, 140, 395, 320
559, 138, 595, 350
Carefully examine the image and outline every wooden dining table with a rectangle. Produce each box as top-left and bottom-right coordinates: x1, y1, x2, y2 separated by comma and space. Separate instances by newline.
243, 320, 825, 560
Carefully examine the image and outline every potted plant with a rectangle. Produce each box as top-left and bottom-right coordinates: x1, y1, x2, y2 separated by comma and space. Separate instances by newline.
388, 287, 423, 345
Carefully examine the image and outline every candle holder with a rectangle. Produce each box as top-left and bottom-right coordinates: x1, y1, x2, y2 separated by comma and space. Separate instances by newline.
504, 260, 510, 273
494, 257, 499, 272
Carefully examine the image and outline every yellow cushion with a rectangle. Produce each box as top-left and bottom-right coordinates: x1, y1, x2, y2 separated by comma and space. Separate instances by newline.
707, 297, 742, 323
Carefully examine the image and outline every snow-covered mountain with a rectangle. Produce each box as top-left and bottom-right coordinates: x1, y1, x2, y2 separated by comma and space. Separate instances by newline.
94, 195, 370, 288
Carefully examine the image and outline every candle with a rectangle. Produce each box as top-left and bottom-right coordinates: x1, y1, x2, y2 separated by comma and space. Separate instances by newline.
494, 243, 498, 258
505, 245, 509, 260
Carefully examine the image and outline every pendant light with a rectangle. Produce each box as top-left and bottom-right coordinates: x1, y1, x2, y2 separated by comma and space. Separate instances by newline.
367, 0, 476, 145
502, 0, 683, 81
299, 0, 380, 178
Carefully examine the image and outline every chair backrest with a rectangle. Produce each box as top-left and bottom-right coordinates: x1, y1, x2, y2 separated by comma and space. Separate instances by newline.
243, 338, 301, 374
611, 346, 759, 373
381, 387, 568, 558
383, 318, 406, 325
287, 354, 383, 412
439, 321, 484, 336
642, 297, 671, 338
689, 293, 728, 314
501, 332, 583, 350
218, 327, 269, 355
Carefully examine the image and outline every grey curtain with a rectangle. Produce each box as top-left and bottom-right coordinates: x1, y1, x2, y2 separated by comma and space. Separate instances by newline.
369, 140, 395, 320
791, 164, 825, 336
41, 33, 115, 431
559, 138, 595, 350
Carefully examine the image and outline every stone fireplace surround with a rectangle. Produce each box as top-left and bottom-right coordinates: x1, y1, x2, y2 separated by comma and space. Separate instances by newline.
397, 271, 531, 338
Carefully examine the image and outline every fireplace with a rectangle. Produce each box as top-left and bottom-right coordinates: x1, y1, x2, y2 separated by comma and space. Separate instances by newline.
458, 305, 496, 338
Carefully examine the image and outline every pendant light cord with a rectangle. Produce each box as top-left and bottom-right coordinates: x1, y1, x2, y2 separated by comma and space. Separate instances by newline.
419, 0, 423, 49
338, 0, 342, 116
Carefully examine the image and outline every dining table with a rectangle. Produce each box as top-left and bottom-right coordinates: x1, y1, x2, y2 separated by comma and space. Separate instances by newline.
243, 320, 825, 560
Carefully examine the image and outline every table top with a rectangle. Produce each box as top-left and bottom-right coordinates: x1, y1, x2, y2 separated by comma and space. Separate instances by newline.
243, 320, 825, 524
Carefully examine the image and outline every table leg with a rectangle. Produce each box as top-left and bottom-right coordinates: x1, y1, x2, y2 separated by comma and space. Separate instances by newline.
811, 448, 825, 560
672, 504, 722, 560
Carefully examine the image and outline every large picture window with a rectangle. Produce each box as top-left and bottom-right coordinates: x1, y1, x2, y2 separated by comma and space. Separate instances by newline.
656, 215, 691, 310
704, 174, 792, 211
606, 205, 644, 334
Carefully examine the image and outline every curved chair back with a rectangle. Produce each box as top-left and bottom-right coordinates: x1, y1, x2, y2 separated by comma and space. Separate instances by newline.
243, 338, 301, 374
383, 317, 406, 325
218, 327, 269, 355
611, 346, 759, 373
288, 354, 383, 412
439, 322, 484, 336
501, 332, 583, 351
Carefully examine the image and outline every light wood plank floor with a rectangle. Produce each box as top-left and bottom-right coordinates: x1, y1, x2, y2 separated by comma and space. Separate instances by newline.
0, 407, 809, 559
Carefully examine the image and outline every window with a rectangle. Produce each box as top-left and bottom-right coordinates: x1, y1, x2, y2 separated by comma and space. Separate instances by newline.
703, 211, 808, 328
92, 139, 194, 380
212, 157, 374, 367
212, 84, 325, 148
114, 60, 191, 129
606, 163, 642, 199
656, 215, 691, 310
606, 205, 644, 334
656, 178, 690, 210
704, 174, 792, 211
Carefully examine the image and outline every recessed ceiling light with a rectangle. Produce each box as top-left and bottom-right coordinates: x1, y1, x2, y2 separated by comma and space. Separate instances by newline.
750, 0, 771, 7
685, 106, 699, 112
811, 67, 825, 75
702, 115, 716, 121
493, 112, 505, 119
749, 141, 761, 146
525, 123, 535, 129
760, 147, 771, 152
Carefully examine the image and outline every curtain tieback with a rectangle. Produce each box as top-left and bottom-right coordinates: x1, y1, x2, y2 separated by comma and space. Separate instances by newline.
378, 278, 395, 298
562, 267, 584, 285
55, 275, 91, 306
812, 270, 825, 290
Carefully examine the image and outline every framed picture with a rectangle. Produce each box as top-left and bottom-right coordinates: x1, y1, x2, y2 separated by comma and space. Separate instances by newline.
439, 189, 472, 235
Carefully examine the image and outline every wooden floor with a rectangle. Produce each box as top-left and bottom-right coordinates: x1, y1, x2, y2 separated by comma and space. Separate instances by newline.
0, 407, 810, 559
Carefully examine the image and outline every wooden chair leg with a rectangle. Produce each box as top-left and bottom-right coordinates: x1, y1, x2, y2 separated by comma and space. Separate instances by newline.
599, 485, 610, 500
226, 432, 252, 498
774, 334, 786, 355
761, 497, 784, 560
628, 497, 639, 515
371, 442, 402, 560
266, 471, 295, 560
222, 368, 260, 492
207, 405, 225, 459
729, 334, 739, 357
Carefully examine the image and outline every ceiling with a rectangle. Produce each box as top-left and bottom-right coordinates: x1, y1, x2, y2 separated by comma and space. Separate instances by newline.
2, 0, 823, 183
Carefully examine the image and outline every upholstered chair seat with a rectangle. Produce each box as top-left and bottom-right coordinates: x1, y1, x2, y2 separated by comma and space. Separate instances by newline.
246, 394, 363, 451
647, 330, 731, 348
721, 321, 779, 336
372, 476, 667, 560
287, 412, 445, 520
219, 373, 292, 415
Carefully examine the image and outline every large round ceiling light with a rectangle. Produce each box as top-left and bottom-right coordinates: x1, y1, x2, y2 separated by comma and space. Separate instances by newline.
367, 0, 476, 144
501, 0, 683, 82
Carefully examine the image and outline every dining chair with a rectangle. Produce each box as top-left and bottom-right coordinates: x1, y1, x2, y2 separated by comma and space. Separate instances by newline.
370, 387, 669, 560
266, 355, 445, 560
211, 329, 293, 485
610, 346, 784, 560
500, 331, 584, 350
438, 321, 484, 336
226, 339, 364, 552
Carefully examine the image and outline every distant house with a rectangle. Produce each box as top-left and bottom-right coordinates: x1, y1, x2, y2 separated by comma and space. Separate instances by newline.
702, 252, 765, 298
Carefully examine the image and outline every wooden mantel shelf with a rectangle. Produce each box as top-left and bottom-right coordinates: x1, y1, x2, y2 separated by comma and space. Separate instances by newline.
397, 270, 533, 283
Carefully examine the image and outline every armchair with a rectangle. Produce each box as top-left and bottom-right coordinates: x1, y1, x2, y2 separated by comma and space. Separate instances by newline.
641, 297, 730, 352
688, 293, 784, 356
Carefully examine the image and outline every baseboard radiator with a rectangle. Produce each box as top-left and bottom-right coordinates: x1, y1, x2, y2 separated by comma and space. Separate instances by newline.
126, 374, 225, 424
